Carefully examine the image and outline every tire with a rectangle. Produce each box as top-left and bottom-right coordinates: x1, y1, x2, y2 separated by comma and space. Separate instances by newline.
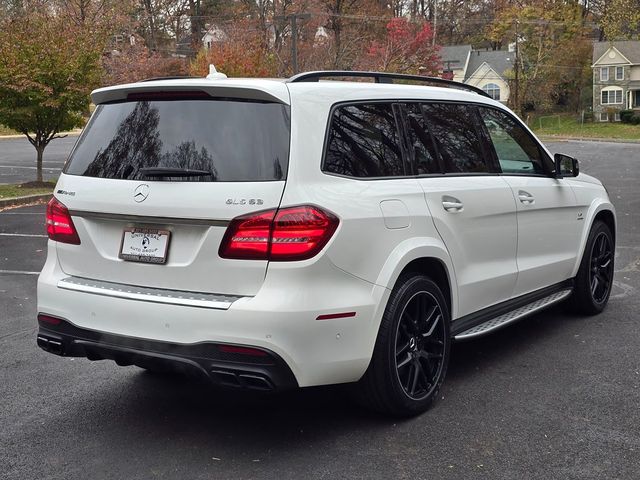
570, 220, 615, 315
354, 274, 451, 417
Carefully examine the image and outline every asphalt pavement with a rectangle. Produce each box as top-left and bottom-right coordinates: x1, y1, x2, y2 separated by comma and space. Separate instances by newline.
0, 135, 77, 184
0, 140, 639, 479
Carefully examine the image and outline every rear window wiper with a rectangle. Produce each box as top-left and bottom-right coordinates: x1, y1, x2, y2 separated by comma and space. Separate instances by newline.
139, 167, 212, 178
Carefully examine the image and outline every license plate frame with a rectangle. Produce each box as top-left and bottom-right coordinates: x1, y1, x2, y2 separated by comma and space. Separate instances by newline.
119, 227, 171, 264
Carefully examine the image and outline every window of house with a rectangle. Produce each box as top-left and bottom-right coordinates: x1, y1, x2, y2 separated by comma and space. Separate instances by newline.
600, 112, 609, 122
601, 88, 623, 104
324, 103, 406, 178
482, 83, 501, 101
478, 107, 545, 175
616, 66, 624, 80
601, 67, 609, 81
615, 112, 621, 121
421, 103, 489, 174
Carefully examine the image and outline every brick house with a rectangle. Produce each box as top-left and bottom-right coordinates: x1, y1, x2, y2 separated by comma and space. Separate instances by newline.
592, 40, 640, 122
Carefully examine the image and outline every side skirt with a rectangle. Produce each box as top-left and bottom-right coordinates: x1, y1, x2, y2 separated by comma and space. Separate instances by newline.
451, 280, 574, 340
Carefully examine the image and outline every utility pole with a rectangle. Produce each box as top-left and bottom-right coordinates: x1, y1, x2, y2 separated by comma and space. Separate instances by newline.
514, 19, 520, 115
276, 13, 311, 75
432, 0, 438, 47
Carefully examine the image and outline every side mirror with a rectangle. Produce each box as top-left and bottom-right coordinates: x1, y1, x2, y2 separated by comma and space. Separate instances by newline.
554, 153, 579, 178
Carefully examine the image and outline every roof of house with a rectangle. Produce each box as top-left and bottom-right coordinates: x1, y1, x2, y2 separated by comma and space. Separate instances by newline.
464, 50, 514, 81
593, 40, 640, 64
439, 45, 471, 70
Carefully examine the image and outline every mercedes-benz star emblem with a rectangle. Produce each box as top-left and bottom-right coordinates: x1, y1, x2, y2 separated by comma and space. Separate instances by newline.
133, 184, 150, 203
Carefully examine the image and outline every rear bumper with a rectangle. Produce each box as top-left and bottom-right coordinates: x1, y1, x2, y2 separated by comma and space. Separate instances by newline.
37, 317, 298, 391
37, 242, 391, 387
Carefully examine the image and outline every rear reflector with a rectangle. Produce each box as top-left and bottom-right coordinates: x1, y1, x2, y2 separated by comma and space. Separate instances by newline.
46, 197, 80, 245
316, 312, 357, 320
219, 345, 269, 357
38, 314, 62, 325
219, 205, 339, 261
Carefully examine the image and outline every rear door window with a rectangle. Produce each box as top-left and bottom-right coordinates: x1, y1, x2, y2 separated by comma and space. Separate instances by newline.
65, 98, 290, 182
421, 103, 490, 174
402, 103, 441, 174
323, 103, 406, 178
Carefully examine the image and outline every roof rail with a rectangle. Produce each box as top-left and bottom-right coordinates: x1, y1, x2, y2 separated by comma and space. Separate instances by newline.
138, 76, 201, 83
287, 70, 491, 98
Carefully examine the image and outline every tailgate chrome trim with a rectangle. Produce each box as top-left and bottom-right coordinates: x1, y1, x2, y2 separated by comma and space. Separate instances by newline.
57, 276, 245, 310
68, 210, 230, 227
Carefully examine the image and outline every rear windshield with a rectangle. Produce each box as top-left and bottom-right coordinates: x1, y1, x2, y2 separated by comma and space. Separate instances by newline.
64, 99, 290, 182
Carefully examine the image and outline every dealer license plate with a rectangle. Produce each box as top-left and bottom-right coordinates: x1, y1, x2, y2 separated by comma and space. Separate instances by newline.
119, 228, 171, 264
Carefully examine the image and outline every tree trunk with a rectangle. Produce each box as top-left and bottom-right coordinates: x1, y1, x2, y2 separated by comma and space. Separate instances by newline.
36, 145, 44, 183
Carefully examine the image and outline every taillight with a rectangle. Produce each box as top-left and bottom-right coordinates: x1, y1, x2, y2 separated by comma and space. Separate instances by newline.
219, 205, 339, 261
46, 197, 80, 245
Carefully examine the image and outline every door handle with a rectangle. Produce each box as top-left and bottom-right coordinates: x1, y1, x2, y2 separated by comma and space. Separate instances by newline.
518, 190, 535, 205
442, 196, 464, 212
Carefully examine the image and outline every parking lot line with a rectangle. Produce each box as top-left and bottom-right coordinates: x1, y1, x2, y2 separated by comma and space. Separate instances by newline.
0, 212, 45, 215
0, 233, 47, 238
0, 269, 40, 275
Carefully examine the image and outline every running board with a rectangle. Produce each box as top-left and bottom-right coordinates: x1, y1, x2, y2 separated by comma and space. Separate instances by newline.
454, 289, 573, 340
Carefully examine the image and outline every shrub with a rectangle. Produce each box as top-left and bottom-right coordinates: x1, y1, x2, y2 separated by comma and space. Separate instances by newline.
619, 109, 640, 124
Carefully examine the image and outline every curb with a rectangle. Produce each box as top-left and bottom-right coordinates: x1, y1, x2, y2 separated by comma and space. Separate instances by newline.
539, 135, 640, 144
0, 193, 52, 209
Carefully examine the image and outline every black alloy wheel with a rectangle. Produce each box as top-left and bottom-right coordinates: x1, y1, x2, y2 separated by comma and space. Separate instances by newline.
571, 220, 615, 315
589, 231, 614, 305
394, 291, 446, 401
355, 274, 451, 416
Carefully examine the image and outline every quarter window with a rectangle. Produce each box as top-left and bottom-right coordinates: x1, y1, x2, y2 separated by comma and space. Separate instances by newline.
616, 66, 624, 80
422, 103, 489, 174
601, 67, 609, 81
324, 103, 405, 178
482, 83, 501, 101
479, 107, 545, 175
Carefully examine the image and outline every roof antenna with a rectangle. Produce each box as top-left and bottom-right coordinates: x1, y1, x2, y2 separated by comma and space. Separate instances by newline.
206, 64, 227, 80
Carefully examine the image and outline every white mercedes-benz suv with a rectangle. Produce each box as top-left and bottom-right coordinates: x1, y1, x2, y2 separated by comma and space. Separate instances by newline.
37, 71, 616, 416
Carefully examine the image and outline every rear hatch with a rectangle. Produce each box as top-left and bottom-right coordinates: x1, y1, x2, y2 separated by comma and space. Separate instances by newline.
54, 83, 291, 296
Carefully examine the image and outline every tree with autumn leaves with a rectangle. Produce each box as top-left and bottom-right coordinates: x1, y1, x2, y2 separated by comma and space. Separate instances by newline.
0, 10, 103, 183
359, 18, 440, 75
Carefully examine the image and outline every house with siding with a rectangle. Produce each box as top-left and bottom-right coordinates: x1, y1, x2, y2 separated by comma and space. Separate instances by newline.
592, 40, 640, 121
439, 46, 514, 103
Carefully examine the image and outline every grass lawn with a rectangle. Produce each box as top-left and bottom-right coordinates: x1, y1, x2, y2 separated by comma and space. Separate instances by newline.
0, 181, 55, 200
0, 124, 19, 135
531, 115, 640, 140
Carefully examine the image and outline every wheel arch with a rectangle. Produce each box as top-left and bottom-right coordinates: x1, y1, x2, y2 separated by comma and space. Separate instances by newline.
399, 258, 452, 318
594, 209, 616, 243
571, 201, 617, 277
374, 239, 458, 320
